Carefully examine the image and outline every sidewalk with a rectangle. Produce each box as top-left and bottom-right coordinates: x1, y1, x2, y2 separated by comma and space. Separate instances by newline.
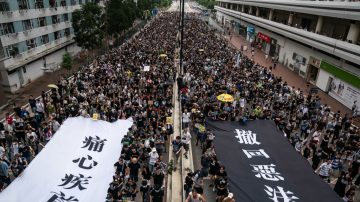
0, 59, 83, 120
224, 33, 359, 127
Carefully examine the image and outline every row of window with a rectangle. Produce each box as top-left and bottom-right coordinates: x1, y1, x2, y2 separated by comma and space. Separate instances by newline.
4, 28, 72, 57
0, 13, 70, 36
0, 0, 84, 11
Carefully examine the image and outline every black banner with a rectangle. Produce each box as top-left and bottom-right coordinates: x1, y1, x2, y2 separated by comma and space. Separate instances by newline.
208, 120, 342, 202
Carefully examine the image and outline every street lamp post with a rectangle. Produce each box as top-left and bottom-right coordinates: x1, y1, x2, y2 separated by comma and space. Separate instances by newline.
179, 0, 185, 75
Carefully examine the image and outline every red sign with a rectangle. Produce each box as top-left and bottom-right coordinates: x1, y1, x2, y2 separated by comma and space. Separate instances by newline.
257, 32, 271, 43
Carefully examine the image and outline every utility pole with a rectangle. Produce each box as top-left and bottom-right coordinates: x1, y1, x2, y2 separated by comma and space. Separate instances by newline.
179, 0, 185, 75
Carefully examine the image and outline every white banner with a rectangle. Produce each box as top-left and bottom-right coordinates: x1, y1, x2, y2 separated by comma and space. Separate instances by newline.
0, 117, 132, 202
328, 77, 360, 110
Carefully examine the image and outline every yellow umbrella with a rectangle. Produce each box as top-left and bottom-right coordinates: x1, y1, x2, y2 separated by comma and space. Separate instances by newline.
48, 84, 58, 89
217, 93, 234, 102
159, 54, 167, 58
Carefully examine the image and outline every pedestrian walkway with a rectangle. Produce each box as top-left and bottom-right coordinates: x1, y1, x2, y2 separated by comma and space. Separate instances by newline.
223, 32, 359, 127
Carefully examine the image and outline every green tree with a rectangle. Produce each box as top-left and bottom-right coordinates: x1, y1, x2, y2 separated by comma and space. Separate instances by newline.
137, 0, 152, 11
72, 3, 104, 51
62, 52, 73, 75
197, 0, 216, 9
106, 0, 136, 35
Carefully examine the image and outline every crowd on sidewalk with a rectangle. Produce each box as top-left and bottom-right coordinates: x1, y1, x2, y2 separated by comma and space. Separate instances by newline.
178, 14, 359, 202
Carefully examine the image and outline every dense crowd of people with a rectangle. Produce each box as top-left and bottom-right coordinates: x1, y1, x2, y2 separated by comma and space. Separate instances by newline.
0, 7, 359, 202
0, 12, 179, 202
178, 14, 359, 202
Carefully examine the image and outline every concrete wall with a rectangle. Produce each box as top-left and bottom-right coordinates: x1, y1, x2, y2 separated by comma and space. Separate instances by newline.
3, 43, 80, 93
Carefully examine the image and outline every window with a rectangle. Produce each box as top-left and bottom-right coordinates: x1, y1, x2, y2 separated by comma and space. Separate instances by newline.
79, 0, 83, 4
5, 44, 19, 57
41, 34, 49, 44
60, 0, 67, 6
0, 2, 10, 11
22, 19, 32, 31
38, 17, 46, 27
35, 0, 44, 9
64, 28, 70, 37
26, 38, 37, 50
52, 15, 59, 24
71, 0, 77, 6
63, 13, 69, 22
0, 23, 15, 35
18, 0, 29, 10
54, 31, 61, 40
49, 0, 57, 7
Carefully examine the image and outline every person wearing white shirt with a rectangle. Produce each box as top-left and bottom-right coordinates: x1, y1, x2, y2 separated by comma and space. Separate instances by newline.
52, 119, 61, 133
10, 141, 19, 158
239, 98, 245, 108
182, 128, 192, 158
35, 100, 44, 113
0, 145, 5, 159
312, 129, 321, 143
149, 148, 159, 174
316, 159, 332, 183
182, 110, 191, 129
36, 99, 45, 120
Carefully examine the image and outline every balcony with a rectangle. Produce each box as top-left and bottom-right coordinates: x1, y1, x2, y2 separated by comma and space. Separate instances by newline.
0, 5, 81, 23
0, 22, 72, 46
215, 6, 360, 65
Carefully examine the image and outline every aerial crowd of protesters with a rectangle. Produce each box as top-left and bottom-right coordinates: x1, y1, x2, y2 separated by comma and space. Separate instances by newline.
0, 7, 359, 202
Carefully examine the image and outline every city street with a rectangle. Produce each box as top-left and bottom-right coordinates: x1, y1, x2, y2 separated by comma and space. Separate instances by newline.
0, 1, 359, 202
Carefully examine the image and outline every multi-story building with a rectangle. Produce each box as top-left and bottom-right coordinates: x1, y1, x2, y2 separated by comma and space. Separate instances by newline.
215, 0, 360, 110
0, 0, 98, 100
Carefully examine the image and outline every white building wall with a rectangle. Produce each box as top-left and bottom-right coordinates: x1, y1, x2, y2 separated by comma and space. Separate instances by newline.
23, 59, 43, 85
316, 69, 332, 91
45, 48, 66, 69
4, 43, 81, 93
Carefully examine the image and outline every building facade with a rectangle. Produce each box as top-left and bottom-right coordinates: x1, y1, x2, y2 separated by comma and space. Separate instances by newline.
215, 0, 360, 110
0, 0, 99, 98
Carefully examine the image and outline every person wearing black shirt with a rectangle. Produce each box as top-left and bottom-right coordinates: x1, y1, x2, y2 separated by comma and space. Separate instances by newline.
14, 121, 26, 144
128, 158, 141, 182
129, 147, 140, 159
114, 158, 126, 176
152, 166, 164, 187
140, 180, 150, 202
29, 95, 36, 113
216, 179, 228, 201
209, 157, 220, 188
13, 104, 21, 118
125, 178, 138, 200
150, 184, 164, 202
184, 172, 194, 198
